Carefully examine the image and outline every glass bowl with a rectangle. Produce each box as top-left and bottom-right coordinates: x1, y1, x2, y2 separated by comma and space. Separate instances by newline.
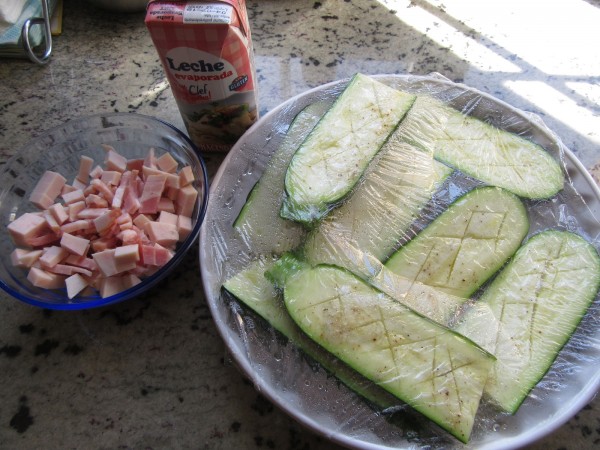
0, 112, 208, 310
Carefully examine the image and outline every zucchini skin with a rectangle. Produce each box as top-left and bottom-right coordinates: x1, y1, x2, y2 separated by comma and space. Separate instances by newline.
384, 186, 530, 299
282, 262, 495, 444
222, 257, 398, 410
281, 74, 416, 224
455, 230, 600, 413
233, 102, 329, 255
421, 98, 564, 199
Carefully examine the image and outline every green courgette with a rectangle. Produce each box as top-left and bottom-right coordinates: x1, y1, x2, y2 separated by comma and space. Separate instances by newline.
234, 102, 329, 255
222, 257, 398, 409
384, 186, 529, 299
281, 73, 416, 224
303, 95, 453, 277
279, 258, 495, 443
417, 96, 564, 199
454, 230, 600, 413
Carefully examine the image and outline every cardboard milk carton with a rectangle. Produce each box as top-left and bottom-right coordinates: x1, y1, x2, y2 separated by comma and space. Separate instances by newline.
146, 1, 258, 153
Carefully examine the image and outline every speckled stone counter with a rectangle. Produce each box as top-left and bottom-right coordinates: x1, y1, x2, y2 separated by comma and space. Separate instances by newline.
1, 1, 599, 449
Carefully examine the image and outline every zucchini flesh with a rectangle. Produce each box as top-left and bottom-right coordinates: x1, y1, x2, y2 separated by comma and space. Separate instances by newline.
282, 262, 495, 443
421, 97, 564, 199
303, 95, 453, 277
281, 73, 416, 224
385, 186, 529, 299
454, 230, 600, 413
222, 257, 398, 409
234, 102, 329, 255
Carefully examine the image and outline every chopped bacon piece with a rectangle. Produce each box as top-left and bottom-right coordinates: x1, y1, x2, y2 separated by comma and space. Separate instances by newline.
176, 185, 198, 217
101, 170, 122, 186
29, 171, 67, 209
61, 232, 90, 256
27, 267, 66, 289
179, 165, 195, 187
77, 156, 94, 184
62, 188, 85, 205
156, 152, 179, 173
177, 215, 193, 242
86, 194, 109, 208
61, 219, 94, 234
142, 166, 180, 189
146, 221, 178, 248
48, 203, 69, 225
65, 273, 89, 299
7, 212, 49, 248
139, 173, 167, 214
39, 246, 69, 268
11, 248, 43, 268
103, 145, 128, 173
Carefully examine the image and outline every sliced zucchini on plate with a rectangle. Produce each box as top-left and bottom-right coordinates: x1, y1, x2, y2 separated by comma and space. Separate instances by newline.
455, 230, 600, 413
281, 73, 416, 224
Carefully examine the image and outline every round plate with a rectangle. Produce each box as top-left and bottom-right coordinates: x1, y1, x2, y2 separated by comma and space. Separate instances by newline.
199, 74, 600, 449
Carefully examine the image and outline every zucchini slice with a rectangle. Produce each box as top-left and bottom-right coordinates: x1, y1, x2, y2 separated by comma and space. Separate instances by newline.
455, 230, 600, 413
420, 97, 564, 199
222, 257, 398, 409
303, 95, 453, 277
281, 260, 495, 443
234, 102, 329, 255
281, 73, 416, 224
385, 186, 529, 299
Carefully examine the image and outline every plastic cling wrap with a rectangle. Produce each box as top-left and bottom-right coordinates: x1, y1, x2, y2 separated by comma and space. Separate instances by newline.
200, 73, 600, 449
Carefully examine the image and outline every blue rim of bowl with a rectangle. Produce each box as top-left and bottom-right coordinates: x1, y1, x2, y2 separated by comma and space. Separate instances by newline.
0, 112, 209, 310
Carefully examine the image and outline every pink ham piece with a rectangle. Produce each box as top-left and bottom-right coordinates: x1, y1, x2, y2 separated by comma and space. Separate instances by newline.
114, 244, 140, 273
139, 173, 167, 214
99, 276, 125, 298
177, 215, 193, 242
103, 146, 128, 173
7, 213, 49, 247
29, 170, 67, 209
176, 185, 198, 217
156, 152, 179, 173
141, 243, 173, 266
94, 209, 120, 235
27, 267, 66, 289
48, 203, 69, 225
60, 233, 90, 256
178, 165, 194, 187
68, 201, 86, 221
39, 246, 69, 268
65, 273, 89, 299
76, 155, 94, 184
64, 254, 97, 271
146, 221, 178, 248
62, 188, 85, 205
43, 210, 61, 233
101, 171, 122, 186
11, 248, 43, 268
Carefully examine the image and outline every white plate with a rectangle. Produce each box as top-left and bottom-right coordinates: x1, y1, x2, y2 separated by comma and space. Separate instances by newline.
199, 74, 600, 449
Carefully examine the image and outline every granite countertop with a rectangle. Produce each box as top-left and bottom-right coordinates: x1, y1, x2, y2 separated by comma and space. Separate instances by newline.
1, 1, 599, 448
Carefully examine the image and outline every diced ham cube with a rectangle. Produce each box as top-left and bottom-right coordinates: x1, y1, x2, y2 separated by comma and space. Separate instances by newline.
86, 194, 109, 208
179, 165, 194, 187
91, 236, 118, 253
60, 233, 90, 256
121, 273, 142, 290
157, 197, 175, 214
90, 178, 114, 203
68, 201, 86, 222
176, 185, 198, 217
142, 166, 180, 189
64, 254, 97, 271
27, 267, 66, 289
94, 209, 120, 234
114, 244, 140, 273
27, 232, 60, 248
43, 210, 61, 233
146, 221, 178, 248
7, 212, 49, 247
103, 145, 128, 173
77, 208, 109, 219
99, 276, 125, 298
132, 214, 152, 232
61, 184, 77, 195
158, 211, 178, 225
117, 229, 139, 245
92, 249, 119, 277
65, 273, 89, 299
11, 248, 43, 268
127, 159, 144, 172
71, 178, 87, 191
90, 165, 103, 179
112, 185, 126, 209
143, 147, 157, 169
141, 243, 173, 266
101, 170, 122, 186
177, 215, 193, 242
77, 155, 94, 184
156, 152, 179, 174
39, 246, 69, 268
29, 170, 67, 209
62, 189, 85, 205
48, 203, 69, 225
60, 219, 93, 234
139, 174, 167, 214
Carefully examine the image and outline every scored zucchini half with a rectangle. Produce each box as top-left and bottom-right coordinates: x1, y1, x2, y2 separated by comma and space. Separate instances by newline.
454, 230, 600, 413
233, 102, 329, 255
303, 95, 454, 278
385, 186, 529, 299
222, 257, 398, 409
281, 73, 416, 224
418, 97, 564, 199
280, 259, 495, 443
